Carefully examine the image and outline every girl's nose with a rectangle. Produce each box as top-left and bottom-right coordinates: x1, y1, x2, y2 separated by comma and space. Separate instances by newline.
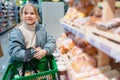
26, 14, 31, 17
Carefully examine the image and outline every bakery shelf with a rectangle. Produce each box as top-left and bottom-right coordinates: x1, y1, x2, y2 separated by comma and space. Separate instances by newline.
86, 26, 120, 62
60, 21, 85, 39
59, 0, 120, 79
60, 52, 119, 80
60, 21, 120, 62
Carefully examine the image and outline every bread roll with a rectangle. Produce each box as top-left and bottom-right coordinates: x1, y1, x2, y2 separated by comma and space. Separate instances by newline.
70, 46, 82, 56
84, 45, 98, 56
71, 53, 96, 73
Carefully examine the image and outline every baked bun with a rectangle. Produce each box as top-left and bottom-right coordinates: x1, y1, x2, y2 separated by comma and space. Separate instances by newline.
71, 53, 96, 73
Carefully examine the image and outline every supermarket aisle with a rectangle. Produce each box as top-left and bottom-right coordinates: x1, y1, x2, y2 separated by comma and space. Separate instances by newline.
0, 29, 12, 80
42, 2, 64, 39
45, 23, 64, 39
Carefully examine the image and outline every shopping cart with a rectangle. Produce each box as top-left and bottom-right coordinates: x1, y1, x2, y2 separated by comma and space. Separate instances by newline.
2, 55, 58, 80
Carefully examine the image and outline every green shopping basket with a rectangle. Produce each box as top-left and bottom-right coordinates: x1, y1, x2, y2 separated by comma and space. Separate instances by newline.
2, 55, 58, 80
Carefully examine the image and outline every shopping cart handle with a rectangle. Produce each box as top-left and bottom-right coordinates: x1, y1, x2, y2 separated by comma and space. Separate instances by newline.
23, 48, 35, 62
22, 61, 38, 76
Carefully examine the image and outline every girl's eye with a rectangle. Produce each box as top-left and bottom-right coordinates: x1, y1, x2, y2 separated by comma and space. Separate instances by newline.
24, 12, 28, 15
24, 12, 35, 15
31, 12, 35, 15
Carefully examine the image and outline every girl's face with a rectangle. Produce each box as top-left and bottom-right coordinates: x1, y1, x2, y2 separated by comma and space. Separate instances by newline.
22, 6, 37, 25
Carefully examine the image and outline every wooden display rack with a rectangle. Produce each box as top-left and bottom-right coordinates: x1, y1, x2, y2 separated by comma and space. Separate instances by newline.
102, 0, 115, 22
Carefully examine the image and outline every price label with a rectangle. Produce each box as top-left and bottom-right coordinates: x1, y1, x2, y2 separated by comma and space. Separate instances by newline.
87, 37, 101, 49
88, 38, 95, 45
72, 28, 75, 34
65, 25, 67, 29
78, 32, 84, 38
61, 24, 65, 28
99, 43, 111, 55
110, 50, 120, 62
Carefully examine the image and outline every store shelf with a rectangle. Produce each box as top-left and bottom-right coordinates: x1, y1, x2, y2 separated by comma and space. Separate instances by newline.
60, 50, 120, 80
59, 0, 120, 79
86, 26, 120, 62
60, 20, 120, 62
60, 21, 85, 39
0, 24, 15, 35
0, 4, 16, 35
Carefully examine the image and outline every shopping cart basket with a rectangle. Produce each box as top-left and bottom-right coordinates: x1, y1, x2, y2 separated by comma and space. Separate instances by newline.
2, 55, 58, 80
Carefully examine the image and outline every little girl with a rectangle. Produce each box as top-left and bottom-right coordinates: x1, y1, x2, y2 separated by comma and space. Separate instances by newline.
8, 3, 56, 63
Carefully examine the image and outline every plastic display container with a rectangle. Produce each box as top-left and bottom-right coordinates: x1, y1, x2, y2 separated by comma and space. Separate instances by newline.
2, 55, 58, 80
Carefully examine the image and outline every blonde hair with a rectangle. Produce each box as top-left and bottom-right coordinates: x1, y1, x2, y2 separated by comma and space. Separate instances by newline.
20, 3, 41, 22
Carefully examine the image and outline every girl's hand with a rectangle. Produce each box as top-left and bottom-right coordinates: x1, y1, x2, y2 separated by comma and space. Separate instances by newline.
33, 47, 47, 60
35, 47, 41, 52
